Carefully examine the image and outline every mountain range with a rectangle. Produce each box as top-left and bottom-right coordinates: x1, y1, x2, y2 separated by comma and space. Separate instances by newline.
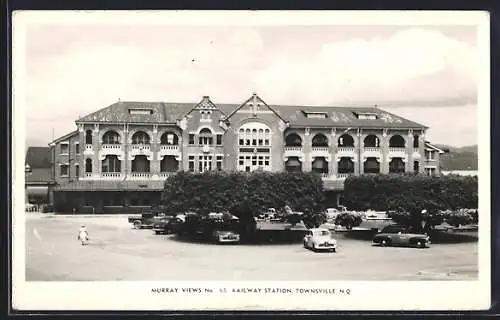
435, 144, 478, 171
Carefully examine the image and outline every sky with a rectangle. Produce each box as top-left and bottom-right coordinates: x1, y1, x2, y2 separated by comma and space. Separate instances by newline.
19, 16, 481, 148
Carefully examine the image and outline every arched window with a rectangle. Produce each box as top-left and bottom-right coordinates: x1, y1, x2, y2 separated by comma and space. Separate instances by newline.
312, 157, 328, 174
238, 122, 272, 172
364, 157, 380, 174
132, 131, 150, 144
85, 130, 93, 144
101, 155, 121, 172
160, 155, 179, 172
102, 131, 120, 144
198, 128, 213, 145
338, 134, 354, 147
285, 133, 302, 147
85, 158, 92, 173
132, 155, 150, 172
364, 135, 380, 147
389, 135, 405, 148
338, 157, 354, 174
160, 132, 179, 145
413, 135, 419, 148
312, 133, 328, 147
389, 158, 406, 173
285, 157, 302, 172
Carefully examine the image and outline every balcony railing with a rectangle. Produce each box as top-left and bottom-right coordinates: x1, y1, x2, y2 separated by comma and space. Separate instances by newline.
312, 146, 329, 152
85, 144, 93, 151
130, 172, 152, 179
131, 144, 151, 151
425, 159, 439, 167
337, 172, 354, 179
337, 146, 355, 152
85, 172, 92, 177
159, 172, 175, 179
101, 172, 122, 179
389, 147, 406, 153
160, 145, 179, 151
364, 147, 381, 152
320, 173, 330, 179
101, 144, 122, 150
284, 146, 302, 152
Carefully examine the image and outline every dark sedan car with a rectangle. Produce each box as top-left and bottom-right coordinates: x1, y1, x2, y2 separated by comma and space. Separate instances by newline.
373, 224, 430, 248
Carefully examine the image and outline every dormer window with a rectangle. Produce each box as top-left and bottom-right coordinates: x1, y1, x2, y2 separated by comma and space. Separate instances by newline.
303, 111, 328, 119
129, 108, 153, 115
354, 112, 378, 120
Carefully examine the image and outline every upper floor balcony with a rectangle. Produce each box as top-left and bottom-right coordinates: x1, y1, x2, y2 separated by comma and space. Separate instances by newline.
424, 159, 439, 168
84, 144, 94, 155
129, 143, 152, 159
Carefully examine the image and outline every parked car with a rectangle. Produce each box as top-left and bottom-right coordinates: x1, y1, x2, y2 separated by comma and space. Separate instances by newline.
128, 212, 165, 230
152, 216, 182, 235
212, 230, 241, 244
303, 228, 337, 252
372, 224, 430, 248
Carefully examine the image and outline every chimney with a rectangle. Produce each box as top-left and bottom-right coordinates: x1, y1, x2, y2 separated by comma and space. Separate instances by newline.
203, 95, 209, 99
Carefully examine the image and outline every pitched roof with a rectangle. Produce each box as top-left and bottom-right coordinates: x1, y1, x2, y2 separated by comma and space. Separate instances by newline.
26, 168, 52, 184
75, 99, 427, 129
49, 130, 79, 145
25, 147, 51, 168
425, 141, 447, 153
274, 105, 427, 129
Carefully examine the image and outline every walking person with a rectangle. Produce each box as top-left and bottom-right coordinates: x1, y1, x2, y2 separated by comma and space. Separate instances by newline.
77, 224, 89, 246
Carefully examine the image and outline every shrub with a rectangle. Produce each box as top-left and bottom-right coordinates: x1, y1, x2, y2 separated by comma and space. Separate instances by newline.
343, 174, 478, 212
161, 171, 325, 232
334, 212, 363, 230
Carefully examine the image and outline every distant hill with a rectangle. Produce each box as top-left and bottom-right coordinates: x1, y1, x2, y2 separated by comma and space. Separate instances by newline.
435, 144, 478, 170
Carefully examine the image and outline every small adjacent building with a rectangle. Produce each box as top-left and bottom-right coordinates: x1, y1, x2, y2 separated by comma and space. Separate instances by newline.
48, 93, 444, 213
25, 146, 54, 205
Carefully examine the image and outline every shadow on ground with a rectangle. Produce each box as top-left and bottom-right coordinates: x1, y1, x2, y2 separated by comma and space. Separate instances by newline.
167, 231, 305, 246
340, 229, 478, 244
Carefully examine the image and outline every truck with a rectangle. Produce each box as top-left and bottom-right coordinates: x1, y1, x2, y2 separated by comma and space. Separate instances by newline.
128, 212, 166, 230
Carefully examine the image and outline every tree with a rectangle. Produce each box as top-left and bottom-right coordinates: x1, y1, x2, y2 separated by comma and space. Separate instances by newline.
334, 212, 363, 230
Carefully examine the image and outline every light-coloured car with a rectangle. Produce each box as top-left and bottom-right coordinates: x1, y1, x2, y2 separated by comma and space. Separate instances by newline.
303, 228, 337, 252
213, 230, 241, 244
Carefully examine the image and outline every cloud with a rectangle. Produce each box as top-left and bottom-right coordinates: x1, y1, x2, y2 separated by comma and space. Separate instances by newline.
22, 25, 479, 147
254, 27, 478, 106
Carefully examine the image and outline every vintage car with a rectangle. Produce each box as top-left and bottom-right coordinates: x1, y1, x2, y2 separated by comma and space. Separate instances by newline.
152, 216, 183, 235
372, 224, 430, 248
303, 228, 337, 252
212, 230, 241, 244
128, 212, 165, 230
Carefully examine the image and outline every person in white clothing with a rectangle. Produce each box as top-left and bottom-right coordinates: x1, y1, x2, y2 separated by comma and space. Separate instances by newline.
77, 224, 89, 246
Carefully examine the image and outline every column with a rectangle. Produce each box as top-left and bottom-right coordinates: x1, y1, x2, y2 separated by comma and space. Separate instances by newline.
302, 128, 312, 172
381, 129, 390, 174
406, 129, 413, 173
355, 129, 362, 175
329, 129, 337, 177
92, 124, 99, 177
78, 124, 85, 178
123, 124, 130, 177
151, 125, 160, 178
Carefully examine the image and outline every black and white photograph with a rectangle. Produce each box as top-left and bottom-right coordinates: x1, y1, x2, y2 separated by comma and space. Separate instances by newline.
12, 10, 490, 311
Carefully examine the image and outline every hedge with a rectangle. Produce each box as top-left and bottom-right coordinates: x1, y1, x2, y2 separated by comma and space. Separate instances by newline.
343, 174, 478, 212
161, 171, 326, 222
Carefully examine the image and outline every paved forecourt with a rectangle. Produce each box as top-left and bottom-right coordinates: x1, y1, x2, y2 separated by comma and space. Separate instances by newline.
25, 215, 478, 281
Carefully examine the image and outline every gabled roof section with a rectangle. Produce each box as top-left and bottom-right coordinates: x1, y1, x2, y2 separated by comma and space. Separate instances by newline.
184, 96, 227, 117
425, 141, 447, 153
49, 130, 79, 145
224, 93, 288, 123
25, 147, 51, 168
273, 105, 427, 129
76, 101, 191, 124
26, 168, 52, 183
